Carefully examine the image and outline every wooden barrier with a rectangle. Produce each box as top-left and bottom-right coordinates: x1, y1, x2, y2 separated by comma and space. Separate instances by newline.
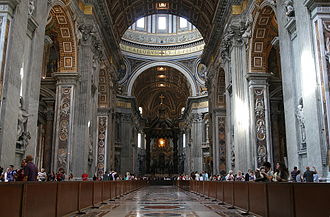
216, 182, 224, 202
233, 182, 249, 211
0, 183, 24, 217
248, 182, 268, 216
203, 181, 209, 197
293, 183, 330, 217
56, 182, 79, 217
93, 182, 103, 206
209, 181, 217, 199
223, 182, 234, 205
177, 181, 330, 217
102, 181, 111, 201
0, 180, 146, 217
79, 182, 94, 210
267, 183, 294, 217
22, 182, 58, 217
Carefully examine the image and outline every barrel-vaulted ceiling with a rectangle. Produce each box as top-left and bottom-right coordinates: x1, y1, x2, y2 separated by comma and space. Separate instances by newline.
132, 66, 190, 120
105, 0, 221, 43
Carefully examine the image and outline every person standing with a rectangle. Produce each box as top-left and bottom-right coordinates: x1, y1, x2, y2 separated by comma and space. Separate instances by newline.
16, 160, 26, 181
303, 166, 317, 182
23, 155, 38, 181
291, 166, 298, 182
38, 168, 47, 181
82, 171, 88, 181
6, 165, 16, 182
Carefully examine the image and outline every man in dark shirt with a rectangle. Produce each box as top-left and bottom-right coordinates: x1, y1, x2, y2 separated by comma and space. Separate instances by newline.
303, 166, 317, 182
24, 155, 38, 181
291, 166, 298, 182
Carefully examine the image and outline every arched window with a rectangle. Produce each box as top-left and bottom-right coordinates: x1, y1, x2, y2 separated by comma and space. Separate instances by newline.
179, 17, 188, 28
137, 18, 145, 28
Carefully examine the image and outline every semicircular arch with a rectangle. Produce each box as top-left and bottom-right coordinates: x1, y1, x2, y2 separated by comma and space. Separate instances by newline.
127, 62, 198, 96
249, 4, 278, 73
46, 3, 77, 72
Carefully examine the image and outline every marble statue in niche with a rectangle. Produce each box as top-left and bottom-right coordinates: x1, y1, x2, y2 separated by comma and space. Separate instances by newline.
17, 97, 31, 149
296, 98, 307, 149
47, 39, 59, 73
242, 17, 253, 46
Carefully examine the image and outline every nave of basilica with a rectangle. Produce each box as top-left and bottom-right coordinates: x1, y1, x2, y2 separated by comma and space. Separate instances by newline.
0, 0, 330, 182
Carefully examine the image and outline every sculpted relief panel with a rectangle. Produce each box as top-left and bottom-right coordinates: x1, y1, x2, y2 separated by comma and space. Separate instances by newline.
57, 86, 72, 170
254, 88, 267, 167
97, 116, 108, 177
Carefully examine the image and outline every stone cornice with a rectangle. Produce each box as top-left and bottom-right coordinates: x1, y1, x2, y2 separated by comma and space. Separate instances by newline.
201, 0, 231, 65
91, 0, 123, 67
304, 0, 330, 11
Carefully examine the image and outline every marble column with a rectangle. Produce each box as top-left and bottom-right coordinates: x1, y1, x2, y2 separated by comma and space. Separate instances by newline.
247, 74, 272, 168
191, 113, 203, 172
72, 23, 98, 177
0, 0, 28, 166
304, 0, 330, 178
231, 42, 250, 172
43, 100, 55, 173
53, 72, 78, 174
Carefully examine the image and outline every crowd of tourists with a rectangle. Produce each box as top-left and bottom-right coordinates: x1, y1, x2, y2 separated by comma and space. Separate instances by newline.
0, 157, 320, 183
0, 155, 135, 182
177, 162, 320, 183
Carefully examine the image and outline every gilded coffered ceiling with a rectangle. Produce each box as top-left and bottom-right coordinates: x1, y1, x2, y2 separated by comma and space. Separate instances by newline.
132, 66, 191, 120
105, 0, 221, 43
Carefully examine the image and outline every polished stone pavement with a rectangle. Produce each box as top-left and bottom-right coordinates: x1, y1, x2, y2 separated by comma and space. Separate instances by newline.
70, 186, 256, 217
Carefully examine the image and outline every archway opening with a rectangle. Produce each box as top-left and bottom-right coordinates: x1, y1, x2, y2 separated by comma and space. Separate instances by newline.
132, 66, 191, 175
251, 5, 287, 166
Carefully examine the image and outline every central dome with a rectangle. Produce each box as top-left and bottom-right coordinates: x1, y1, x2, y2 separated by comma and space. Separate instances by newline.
120, 14, 205, 58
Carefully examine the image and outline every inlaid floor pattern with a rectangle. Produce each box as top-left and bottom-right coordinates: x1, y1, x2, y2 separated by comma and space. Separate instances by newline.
70, 186, 256, 217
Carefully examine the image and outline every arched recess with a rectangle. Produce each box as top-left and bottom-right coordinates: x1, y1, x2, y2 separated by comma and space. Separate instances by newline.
127, 62, 198, 96
249, 3, 288, 165
42, 3, 77, 75
249, 5, 278, 73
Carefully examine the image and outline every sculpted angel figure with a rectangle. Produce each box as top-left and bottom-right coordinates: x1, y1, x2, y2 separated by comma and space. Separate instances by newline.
28, 0, 36, 16
296, 101, 306, 144
284, 0, 294, 17
325, 37, 330, 63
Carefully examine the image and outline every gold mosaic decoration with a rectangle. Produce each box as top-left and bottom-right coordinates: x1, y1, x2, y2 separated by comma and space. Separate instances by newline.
49, 5, 77, 72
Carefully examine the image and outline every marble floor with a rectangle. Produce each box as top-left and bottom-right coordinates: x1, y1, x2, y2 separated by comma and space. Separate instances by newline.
70, 186, 256, 217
